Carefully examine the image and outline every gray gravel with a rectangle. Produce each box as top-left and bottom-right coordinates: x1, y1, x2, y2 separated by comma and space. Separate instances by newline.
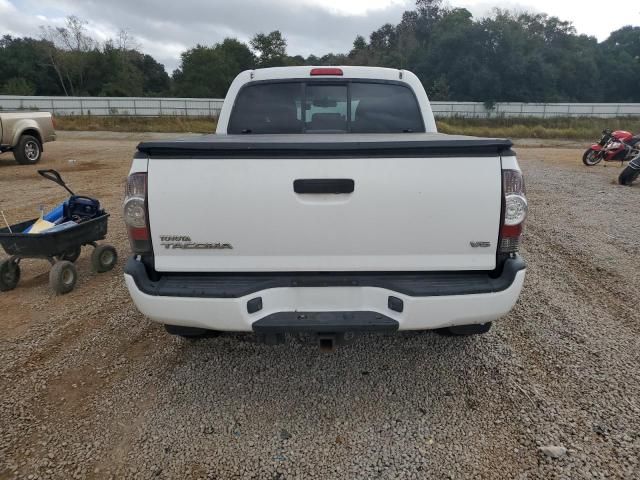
1, 140, 639, 479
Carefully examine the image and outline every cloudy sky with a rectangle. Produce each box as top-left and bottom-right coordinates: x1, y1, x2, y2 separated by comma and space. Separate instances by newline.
1, 0, 638, 72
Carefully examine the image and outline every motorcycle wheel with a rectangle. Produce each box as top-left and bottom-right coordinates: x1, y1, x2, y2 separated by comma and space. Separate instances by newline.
619, 164, 640, 186
582, 148, 602, 166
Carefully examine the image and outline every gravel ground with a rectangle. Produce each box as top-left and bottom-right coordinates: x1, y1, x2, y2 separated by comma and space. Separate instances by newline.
0, 133, 639, 479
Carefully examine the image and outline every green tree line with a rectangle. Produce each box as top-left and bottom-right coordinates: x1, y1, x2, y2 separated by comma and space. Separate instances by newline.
1, 17, 170, 97
1, 1, 639, 102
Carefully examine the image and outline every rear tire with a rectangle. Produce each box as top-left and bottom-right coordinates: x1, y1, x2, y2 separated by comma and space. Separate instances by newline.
437, 323, 492, 336
91, 244, 118, 273
13, 135, 42, 165
582, 149, 602, 166
0, 260, 20, 291
164, 324, 213, 338
619, 164, 640, 186
49, 261, 77, 295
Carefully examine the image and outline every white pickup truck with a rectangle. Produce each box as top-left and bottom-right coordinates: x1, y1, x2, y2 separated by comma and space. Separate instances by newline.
123, 66, 527, 348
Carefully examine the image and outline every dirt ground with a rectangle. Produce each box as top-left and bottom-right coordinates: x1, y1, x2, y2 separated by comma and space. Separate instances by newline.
0, 132, 639, 479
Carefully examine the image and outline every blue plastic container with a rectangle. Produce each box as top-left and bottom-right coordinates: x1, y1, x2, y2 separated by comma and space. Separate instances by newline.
23, 202, 67, 233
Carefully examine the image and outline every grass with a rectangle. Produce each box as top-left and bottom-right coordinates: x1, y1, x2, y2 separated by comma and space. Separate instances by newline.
437, 116, 640, 140
54, 115, 640, 140
55, 115, 217, 133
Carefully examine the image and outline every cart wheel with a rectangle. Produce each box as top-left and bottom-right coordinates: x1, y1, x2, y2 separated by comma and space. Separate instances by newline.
56, 246, 82, 263
0, 259, 21, 292
49, 261, 77, 295
91, 245, 118, 273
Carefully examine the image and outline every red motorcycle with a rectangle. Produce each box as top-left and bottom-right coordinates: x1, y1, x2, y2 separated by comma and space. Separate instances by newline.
582, 129, 640, 166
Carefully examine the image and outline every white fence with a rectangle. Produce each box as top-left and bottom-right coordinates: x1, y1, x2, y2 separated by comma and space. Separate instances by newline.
0, 96, 224, 117
430, 102, 640, 118
1, 95, 640, 119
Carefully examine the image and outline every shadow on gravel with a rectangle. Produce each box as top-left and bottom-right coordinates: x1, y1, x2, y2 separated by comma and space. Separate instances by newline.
157, 330, 508, 423
0, 157, 18, 167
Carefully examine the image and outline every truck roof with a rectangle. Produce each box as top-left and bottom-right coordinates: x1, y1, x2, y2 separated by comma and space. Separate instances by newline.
245, 66, 414, 82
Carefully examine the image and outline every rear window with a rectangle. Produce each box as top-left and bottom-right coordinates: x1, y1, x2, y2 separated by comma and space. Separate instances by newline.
228, 81, 424, 134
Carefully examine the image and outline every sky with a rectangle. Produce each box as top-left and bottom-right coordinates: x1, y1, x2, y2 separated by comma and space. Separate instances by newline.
1, 0, 638, 72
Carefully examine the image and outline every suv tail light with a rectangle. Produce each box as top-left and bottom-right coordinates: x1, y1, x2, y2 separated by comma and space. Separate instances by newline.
124, 172, 151, 254
500, 169, 527, 253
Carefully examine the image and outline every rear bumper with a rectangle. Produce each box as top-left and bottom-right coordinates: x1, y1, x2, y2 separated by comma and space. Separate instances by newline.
124, 256, 526, 332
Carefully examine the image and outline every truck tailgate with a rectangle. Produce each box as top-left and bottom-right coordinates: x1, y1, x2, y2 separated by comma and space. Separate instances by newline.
141, 134, 507, 273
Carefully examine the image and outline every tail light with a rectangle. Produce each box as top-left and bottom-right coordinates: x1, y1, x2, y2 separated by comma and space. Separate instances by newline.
499, 169, 527, 254
124, 172, 152, 254
310, 68, 343, 76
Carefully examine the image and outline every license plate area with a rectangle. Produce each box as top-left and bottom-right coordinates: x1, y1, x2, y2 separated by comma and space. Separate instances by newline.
252, 311, 398, 333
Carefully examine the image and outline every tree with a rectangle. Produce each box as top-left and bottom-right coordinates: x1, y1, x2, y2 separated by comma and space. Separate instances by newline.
286, 55, 306, 66
348, 35, 369, 64
1, 77, 36, 95
599, 26, 640, 101
352, 35, 367, 52
96, 42, 145, 97
428, 76, 449, 100
250, 31, 287, 67
134, 53, 171, 96
3, 6, 640, 102
173, 39, 255, 97
415, 0, 443, 43
40, 15, 97, 95
416, 0, 442, 19
0, 35, 63, 95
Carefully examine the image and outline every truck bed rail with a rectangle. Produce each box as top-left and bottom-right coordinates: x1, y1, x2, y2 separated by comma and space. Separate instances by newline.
137, 133, 514, 159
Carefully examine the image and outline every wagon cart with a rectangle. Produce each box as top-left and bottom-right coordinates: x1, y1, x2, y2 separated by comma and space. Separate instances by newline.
0, 170, 117, 294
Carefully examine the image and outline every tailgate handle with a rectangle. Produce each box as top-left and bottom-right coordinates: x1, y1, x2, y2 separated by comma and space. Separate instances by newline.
294, 179, 354, 194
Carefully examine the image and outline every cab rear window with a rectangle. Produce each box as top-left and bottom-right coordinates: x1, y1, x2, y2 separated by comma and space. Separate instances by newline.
228, 81, 424, 134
